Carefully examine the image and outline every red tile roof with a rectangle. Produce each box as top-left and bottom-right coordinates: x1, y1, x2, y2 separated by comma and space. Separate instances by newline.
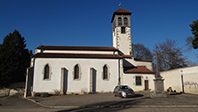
122, 55, 133, 58
124, 66, 155, 74
32, 53, 123, 59
114, 8, 132, 14
134, 59, 152, 62
37, 45, 118, 51
111, 8, 132, 23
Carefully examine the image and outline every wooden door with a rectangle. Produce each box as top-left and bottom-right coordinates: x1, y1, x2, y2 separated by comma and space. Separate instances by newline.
145, 80, 149, 90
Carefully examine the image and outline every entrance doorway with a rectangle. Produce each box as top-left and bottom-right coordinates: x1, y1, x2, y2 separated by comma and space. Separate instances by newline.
145, 80, 149, 90
90, 68, 97, 93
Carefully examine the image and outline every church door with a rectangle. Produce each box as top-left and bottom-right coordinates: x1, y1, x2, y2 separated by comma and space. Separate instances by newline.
61, 68, 68, 94
145, 80, 149, 90
90, 68, 96, 93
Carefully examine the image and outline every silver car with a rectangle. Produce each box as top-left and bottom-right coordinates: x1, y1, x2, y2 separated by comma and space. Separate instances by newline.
113, 85, 135, 98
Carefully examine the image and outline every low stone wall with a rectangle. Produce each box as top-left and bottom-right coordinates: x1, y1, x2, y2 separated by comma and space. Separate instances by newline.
161, 66, 198, 94
0, 88, 24, 97
0, 88, 10, 96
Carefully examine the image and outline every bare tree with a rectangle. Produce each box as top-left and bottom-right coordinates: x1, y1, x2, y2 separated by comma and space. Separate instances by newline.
153, 38, 188, 71
185, 36, 194, 52
185, 36, 198, 63
133, 43, 152, 60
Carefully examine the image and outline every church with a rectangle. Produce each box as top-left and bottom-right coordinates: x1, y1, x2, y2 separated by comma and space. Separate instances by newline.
24, 8, 155, 97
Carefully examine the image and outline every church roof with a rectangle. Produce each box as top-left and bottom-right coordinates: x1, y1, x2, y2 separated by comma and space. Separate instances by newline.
134, 59, 152, 62
111, 8, 132, 23
122, 55, 133, 58
114, 8, 132, 14
32, 53, 123, 59
37, 45, 118, 51
124, 66, 155, 74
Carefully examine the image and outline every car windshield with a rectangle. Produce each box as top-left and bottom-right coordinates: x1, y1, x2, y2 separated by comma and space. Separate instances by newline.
121, 86, 131, 89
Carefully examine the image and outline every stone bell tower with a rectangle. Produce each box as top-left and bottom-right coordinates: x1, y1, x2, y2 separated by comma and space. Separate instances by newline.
111, 8, 133, 56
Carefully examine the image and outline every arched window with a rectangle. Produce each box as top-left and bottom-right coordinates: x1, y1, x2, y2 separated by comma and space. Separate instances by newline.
124, 17, 128, 26
103, 65, 108, 80
118, 17, 122, 26
44, 64, 49, 79
74, 64, 80, 80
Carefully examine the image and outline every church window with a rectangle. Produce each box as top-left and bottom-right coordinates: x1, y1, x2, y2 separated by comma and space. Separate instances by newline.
121, 27, 125, 33
103, 65, 109, 80
74, 64, 80, 80
118, 17, 122, 26
136, 76, 142, 85
124, 17, 128, 26
44, 64, 50, 79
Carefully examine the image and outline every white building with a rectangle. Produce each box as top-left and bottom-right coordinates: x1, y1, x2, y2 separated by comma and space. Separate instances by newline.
25, 8, 155, 97
160, 65, 198, 94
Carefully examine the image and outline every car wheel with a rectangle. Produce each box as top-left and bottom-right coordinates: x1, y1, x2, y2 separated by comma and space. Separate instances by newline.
120, 93, 124, 98
114, 93, 117, 97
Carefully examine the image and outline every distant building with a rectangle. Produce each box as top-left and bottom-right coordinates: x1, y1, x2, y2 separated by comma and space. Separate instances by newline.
25, 8, 155, 97
161, 65, 198, 94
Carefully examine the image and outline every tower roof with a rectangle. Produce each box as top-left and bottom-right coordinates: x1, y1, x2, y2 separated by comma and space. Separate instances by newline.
111, 8, 132, 23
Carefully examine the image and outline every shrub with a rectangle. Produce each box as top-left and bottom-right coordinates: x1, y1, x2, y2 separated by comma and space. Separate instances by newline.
40, 93, 49, 97
34, 93, 40, 97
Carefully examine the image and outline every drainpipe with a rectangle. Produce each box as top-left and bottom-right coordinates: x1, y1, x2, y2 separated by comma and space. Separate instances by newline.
181, 70, 185, 93
118, 58, 121, 85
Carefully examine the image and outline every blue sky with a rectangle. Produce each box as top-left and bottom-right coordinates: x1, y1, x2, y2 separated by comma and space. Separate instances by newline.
0, 0, 198, 63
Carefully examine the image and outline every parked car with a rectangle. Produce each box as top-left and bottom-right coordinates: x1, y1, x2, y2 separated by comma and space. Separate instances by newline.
113, 85, 135, 98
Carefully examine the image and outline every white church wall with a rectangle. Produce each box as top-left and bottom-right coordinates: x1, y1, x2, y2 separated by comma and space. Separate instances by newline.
33, 58, 119, 93
134, 61, 153, 71
35, 49, 40, 54
122, 73, 154, 91
35, 49, 118, 55
124, 58, 153, 71
41, 50, 117, 55
161, 66, 198, 94
113, 27, 132, 55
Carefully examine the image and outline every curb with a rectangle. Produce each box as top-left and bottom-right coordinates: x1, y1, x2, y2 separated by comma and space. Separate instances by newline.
24, 98, 198, 109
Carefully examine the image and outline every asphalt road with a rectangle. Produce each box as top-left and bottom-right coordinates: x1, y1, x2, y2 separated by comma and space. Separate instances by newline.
1, 93, 198, 112
29, 92, 198, 107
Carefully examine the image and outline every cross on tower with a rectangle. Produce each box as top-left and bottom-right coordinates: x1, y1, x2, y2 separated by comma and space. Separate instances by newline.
119, 3, 121, 8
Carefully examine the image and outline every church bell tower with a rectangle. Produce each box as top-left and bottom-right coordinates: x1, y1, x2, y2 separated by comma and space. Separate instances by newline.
111, 8, 133, 56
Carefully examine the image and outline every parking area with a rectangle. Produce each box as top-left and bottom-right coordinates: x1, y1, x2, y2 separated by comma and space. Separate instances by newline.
28, 92, 198, 107
1, 92, 198, 112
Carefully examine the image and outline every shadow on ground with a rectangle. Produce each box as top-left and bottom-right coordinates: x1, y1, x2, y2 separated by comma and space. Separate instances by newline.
57, 94, 149, 112
167, 92, 182, 96
134, 94, 144, 97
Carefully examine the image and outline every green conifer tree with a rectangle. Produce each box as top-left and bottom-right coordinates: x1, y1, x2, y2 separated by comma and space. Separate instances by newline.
190, 19, 198, 49
0, 30, 31, 86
